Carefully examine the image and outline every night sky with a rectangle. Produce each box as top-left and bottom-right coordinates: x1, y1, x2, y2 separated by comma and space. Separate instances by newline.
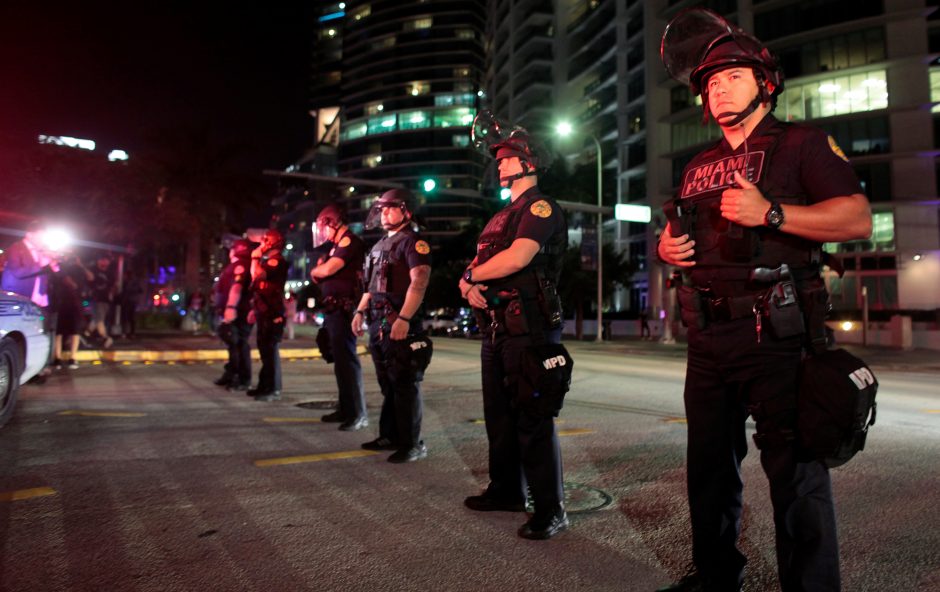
0, 3, 317, 172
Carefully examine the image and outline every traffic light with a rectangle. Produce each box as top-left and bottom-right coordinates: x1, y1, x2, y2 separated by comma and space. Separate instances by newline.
422, 178, 437, 193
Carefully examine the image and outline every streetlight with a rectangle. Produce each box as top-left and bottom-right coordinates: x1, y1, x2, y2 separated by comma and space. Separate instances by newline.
556, 120, 603, 342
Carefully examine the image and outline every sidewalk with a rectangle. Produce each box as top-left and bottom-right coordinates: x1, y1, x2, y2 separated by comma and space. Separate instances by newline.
73, 326, 940, 372
72, 324, 365, 363
572, 335, 940, 373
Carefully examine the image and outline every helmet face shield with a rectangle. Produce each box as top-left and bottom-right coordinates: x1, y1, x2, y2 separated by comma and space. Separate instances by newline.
313, 204, 345, 247
661, 8, 781, 95
661, 8, 735, 90
365, 189, 413, 230
471, 110, 512, 154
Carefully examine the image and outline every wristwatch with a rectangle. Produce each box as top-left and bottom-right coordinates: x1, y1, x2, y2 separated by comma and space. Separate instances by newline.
765, 201, 784, 230
463, 268, 475, 284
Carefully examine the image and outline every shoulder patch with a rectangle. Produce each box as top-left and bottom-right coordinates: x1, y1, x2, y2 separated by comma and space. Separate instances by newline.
415, 240, 430, 255
828, 136, 849, 163
338, 236, 352, 248
234, 265, 245, 275
529, 200, 552, 218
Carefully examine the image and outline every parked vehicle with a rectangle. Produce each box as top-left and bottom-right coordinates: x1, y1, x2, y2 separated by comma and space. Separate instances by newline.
423, 311, 459, 335
1, 292, 52, 427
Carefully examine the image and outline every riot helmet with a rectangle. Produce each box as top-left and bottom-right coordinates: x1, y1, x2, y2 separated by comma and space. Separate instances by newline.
229, 238, 253, 261
661, 8, 783, 126
260, 228, 285, 254
312, 203, 347, 247
471, 110, 546, 188
365, 188, 414, 231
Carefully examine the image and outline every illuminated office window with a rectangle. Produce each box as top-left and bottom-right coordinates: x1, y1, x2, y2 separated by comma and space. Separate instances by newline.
931, 69, 940, 112
367, 115, 397, 135
343, 121, 367, 141
456, 28, 475, 39
399, 110, 431, 130
350, 4, 370, 21
404, 17, 433, 31
433, 107, 475, 128
406, 81, 430, 96
365, 102, 385, 115
434, 93, 475, 106
363, 154, 383, 168
779, 69, 888, 121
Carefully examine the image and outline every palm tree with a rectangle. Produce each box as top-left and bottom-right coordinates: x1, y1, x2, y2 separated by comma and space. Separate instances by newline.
559, 241, 635, 340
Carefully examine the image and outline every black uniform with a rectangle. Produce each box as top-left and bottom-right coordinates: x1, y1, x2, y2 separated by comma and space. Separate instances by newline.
669, 115, 862, 591
215, 258, 252, 388
319, 231, 367, 422
473, 186, 567, 518
251, 253, 288, 394
364, 227, 432, 451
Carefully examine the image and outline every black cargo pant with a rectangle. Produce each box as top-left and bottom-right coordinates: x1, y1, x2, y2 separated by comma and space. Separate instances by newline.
368, 319, 424, 449
480, 325, 564, 518
255, 316, 283, 393
324, 308, 365, 422
684, 315, 840, 592
223, 318, 253, 387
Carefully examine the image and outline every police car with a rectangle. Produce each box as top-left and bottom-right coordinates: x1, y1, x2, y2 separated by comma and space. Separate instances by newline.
1, 292, 52, 427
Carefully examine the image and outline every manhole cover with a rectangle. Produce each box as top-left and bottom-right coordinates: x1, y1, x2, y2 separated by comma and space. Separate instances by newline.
296, 400, 337, 410
561, 482, 613, 514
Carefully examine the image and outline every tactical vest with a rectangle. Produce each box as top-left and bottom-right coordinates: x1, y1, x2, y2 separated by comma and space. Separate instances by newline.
666, 121, 820, 279
365, 230, 411, 309
476, 190, 567, 298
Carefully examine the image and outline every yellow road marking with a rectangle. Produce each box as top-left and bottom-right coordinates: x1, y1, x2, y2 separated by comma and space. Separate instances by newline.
121, 361, 131, 365
254, 449, 379, 467
262, 417, 322, 424
663, 417, 688, 424
0, 487, 57, 502
558, 428, 594, 436
924, 409, 940, 414
58, 410, 147, 418
92, 360, 102, 365
73, 345, 364, 364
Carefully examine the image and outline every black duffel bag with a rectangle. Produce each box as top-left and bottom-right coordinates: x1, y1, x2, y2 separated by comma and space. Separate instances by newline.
217, 322, 236, 346
798, 348, 877, 468
516, 343, 574, 417
391, 333, 434, 374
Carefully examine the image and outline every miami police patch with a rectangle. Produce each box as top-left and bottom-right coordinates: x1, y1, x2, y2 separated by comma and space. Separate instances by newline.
530, 200, 552, 218
415, 240, 430, 255
828, 136, 849, 162
339, 236, 352, 248
680, 152, 765, 199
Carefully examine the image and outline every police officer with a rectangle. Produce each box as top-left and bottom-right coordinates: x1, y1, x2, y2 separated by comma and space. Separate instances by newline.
248, 229, 288, 402
352, 189, 432, 463
213, 238, 253, 391
310, 203, 368, 431
656, 9, 872, 591
459, 112, 569, 540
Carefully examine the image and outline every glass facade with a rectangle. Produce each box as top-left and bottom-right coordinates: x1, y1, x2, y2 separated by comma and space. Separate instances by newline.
341, 107, 477, 140
778, 70, 888, 121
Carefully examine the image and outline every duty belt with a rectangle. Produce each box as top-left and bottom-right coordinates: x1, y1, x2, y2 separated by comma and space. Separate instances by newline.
700, 292, 762, 323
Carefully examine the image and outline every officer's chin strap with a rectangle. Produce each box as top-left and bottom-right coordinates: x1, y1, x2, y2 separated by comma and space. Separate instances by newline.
704, 81, 770, 127
498, 160, 537, 190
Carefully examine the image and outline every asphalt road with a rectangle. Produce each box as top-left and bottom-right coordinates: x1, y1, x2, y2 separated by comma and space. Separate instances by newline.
1, 340, 938, 591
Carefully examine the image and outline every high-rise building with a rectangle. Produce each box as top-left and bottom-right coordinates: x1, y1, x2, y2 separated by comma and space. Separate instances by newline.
280, 0, 490, 244
485, 0, 940, 330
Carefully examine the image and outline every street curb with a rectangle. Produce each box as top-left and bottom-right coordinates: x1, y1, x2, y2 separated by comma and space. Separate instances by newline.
73, 345, 369, 363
